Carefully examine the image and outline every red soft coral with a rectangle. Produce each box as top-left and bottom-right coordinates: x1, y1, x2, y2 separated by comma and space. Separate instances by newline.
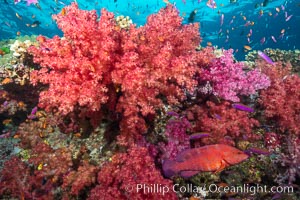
112, 5, 201, 144
29, 3, 120, 115
0, 157, 55, 199
186, 101, 261, 145
259, 63, 300, 134
89, 146, 177, 200
29, 4, 202, 145
62, 161, 98, 196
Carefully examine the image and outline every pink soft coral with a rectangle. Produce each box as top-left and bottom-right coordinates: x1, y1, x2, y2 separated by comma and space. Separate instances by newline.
200, 49, 270, 102
158, 115, 191, 160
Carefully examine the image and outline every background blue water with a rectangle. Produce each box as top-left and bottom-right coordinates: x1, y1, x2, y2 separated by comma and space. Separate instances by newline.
0, 0, 299, 60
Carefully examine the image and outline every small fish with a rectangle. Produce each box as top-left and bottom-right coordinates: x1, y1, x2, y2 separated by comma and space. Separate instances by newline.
4, 21, 11, 27
262, 0, 269, 7
232, 103, 254, 112
244, 21, 251, 26
0, 132, 11, 138
3, 101, 8, 107
260, 37, 266, 45
206, 0, 217, 9
35, 3, 42, 10
31, 20, 41, 27
163, 144, 248, 178
271, 36, 277, 43
18, 101, 25, 108
278, 33, 284, 39
16, 13, 22, 20
1, 78, 12, 85
61, 7, 66, 16
214, 114, 221, 120
31, 106, 38, 115
37, 163, 43, 170
28, 106, 38, 119
73, 133, 81, 138
257, 50, 275, 65
166, 111, 179, 117
247, 37, 251, 43
2, 119, 12, 125
189, 132, 210, 140
244, 147, 270, 155
244, 45, 252, 51
220, 14, 224, 26
188, 9, 197, 23
285, 14, 293, 21
36, 35, 46, 43
58, 1, 66, 5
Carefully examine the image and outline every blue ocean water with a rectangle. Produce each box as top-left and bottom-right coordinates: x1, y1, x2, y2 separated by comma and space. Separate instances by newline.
0, 0, 299, 60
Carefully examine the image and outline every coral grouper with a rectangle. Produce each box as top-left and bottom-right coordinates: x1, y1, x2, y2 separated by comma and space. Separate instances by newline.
163, 144, 249, 178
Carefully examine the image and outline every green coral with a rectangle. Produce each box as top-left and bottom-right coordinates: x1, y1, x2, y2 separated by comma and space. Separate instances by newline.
19, 149, 31, 161
0, 47, 10, 54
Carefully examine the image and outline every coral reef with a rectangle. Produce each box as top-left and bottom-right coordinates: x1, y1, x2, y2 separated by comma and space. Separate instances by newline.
0, 3, 299, 200
275, 135, 300, 185
29, 3, 202, 146
89, 146, 177, 200
259, 63, 300, 135
198, 49, 270, 102
185, 101, 261, 145
158, 114, 191, 160
245, 48, 300, 74
29, 4, 120, 115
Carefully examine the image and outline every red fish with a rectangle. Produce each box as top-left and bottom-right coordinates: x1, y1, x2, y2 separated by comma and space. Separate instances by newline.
163, 144, 248, 178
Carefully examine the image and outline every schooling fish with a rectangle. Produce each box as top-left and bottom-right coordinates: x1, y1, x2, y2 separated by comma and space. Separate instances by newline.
163, 144, 248, 178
